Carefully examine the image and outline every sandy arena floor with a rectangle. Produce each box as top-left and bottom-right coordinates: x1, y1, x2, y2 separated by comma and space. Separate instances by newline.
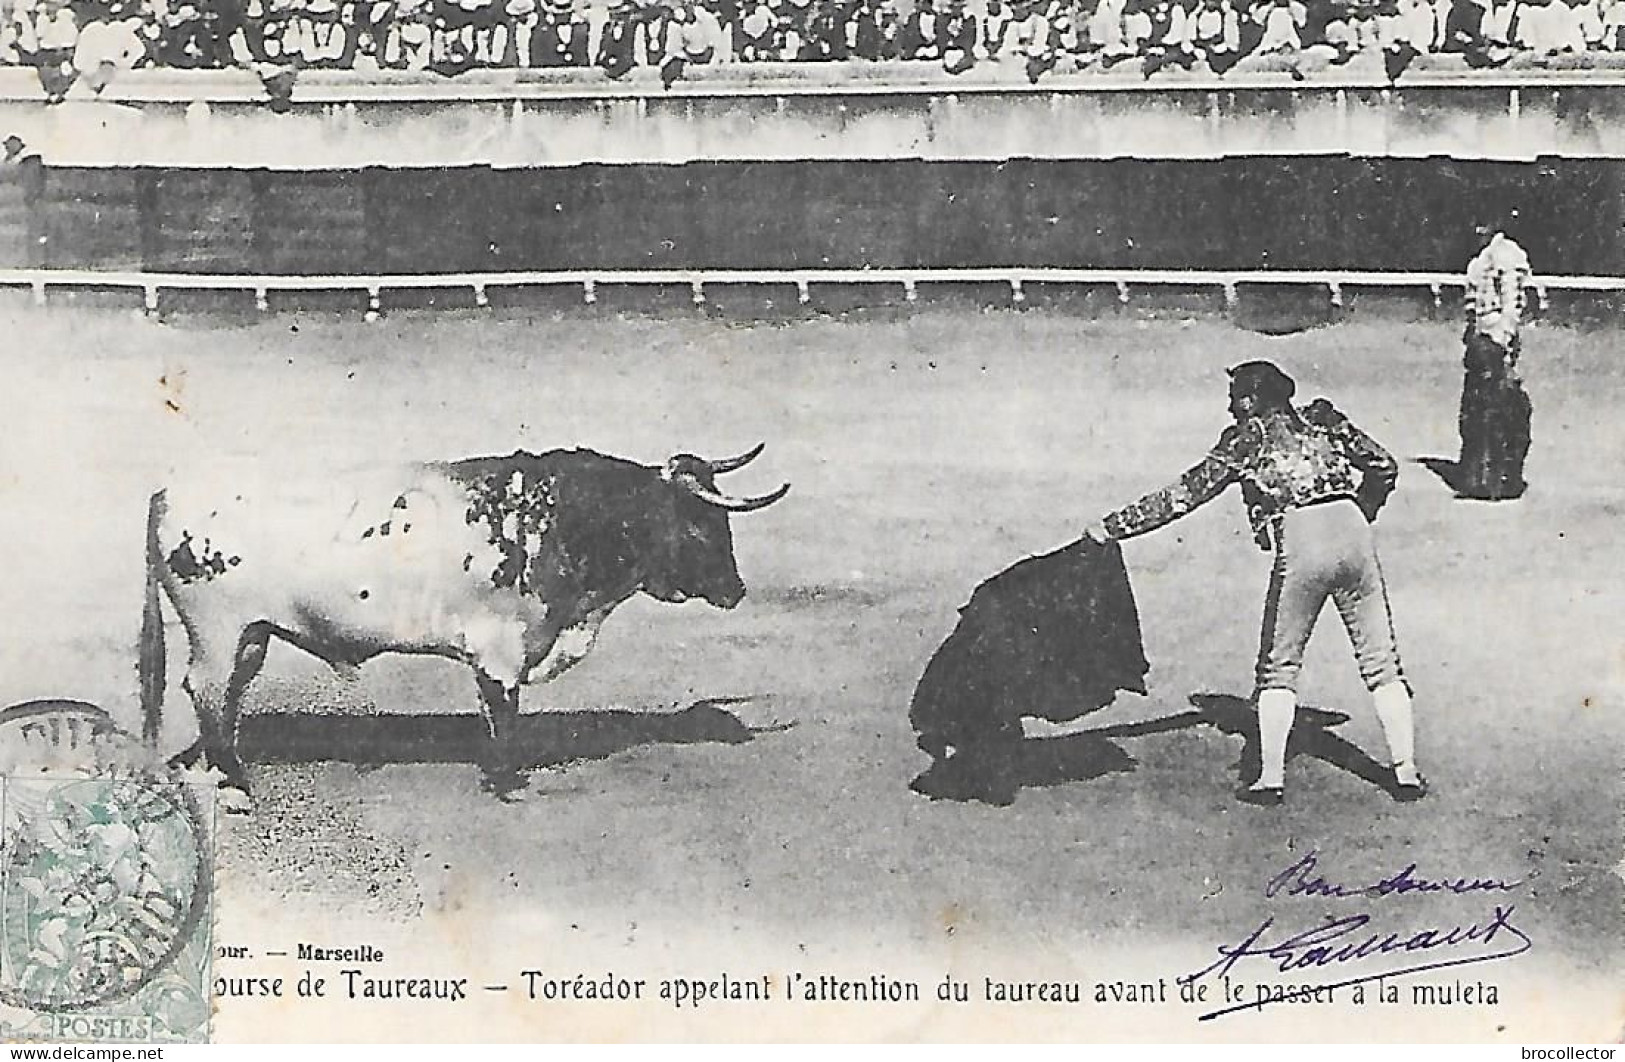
0, 302, 1618, 1039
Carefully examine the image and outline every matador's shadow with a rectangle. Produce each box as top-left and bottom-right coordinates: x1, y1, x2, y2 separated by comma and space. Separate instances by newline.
910, 713, 1191, 803
237, 697, 765, 772
914, 694, 1402, 804
1189, 692, 1404, 795
1416, 456, 1471, 495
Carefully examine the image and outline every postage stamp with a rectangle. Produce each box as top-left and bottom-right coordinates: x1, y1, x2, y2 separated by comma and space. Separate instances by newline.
0, 703, 213, 1044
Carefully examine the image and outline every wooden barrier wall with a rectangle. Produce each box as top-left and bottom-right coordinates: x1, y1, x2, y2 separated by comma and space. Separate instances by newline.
6, 157, 1622, 275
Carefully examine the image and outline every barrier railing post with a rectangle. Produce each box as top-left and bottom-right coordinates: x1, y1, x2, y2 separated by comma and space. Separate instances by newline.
691, 280, 706, 307
255, 286, 269, 313
474, 283, 489, 309
903, 279, 917, 303
31, 279, 44, 307
1115, 280, 1129, 304
143, 285, 160, 319
796, 279, 810, 305
365, 285, 381, 322
1222, 282, 1238, 310
583, 279, 597, 304
1328, 281, 1343, 309
1009, 278, 1025, 306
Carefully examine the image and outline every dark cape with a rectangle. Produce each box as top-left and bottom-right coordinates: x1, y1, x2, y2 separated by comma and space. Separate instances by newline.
909, 537, 1149, 760
1457, 329, 1531, 500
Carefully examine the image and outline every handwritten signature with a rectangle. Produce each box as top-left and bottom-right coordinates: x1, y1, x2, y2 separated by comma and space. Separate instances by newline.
1182, 905, 1533, 1021
1182, 850, 1533, 1021
1265, 850, 1523, 901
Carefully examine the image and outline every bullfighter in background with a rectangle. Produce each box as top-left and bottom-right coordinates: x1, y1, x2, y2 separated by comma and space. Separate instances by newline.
1456, 215, 1533, 500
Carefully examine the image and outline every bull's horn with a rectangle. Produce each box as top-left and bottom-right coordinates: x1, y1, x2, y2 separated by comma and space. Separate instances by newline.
674, 475, 790, 513
706, 443, 765, 475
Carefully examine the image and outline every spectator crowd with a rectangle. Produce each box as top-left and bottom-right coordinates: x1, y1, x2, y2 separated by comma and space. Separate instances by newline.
3, 0, 1625, 102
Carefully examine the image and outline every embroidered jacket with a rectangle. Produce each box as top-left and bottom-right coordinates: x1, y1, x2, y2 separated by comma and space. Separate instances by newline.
1465, 233, 1531, 343
1102, 400, 1400, 550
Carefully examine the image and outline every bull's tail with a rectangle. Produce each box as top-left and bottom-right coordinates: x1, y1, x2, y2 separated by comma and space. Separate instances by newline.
139, 489, 168, 748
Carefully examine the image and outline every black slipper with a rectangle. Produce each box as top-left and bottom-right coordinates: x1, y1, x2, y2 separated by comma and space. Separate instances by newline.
1392, 773, 1429, 802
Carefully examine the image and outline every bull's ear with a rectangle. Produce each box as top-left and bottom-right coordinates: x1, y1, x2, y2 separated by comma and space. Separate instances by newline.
662, 454, 706, 482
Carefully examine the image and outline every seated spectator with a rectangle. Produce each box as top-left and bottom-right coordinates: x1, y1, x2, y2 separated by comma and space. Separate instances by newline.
1140, 0, 1197, 75
1481, 0, 1516, 38
350, 23, 383, 64
940, 0, 975, 67
1390, 0, 1433, 43
72, 10, 146, 91
1038, 0, 1073, 66
735, 0, 776, 54
658, 1, 718, 83
1427, 0, 1448, 44
1088, 0, 1135, 64
499, 0, 534, 64
1439, 0, 1514, 63
1253, 0, 1306, 51
1320, 0, 1379, 60
804, 0, 851, 58
533, 0, 589, 65
576, 0, 607, 59
1120, 0, 1152, 55
19, 0, 83, 102
980, 0, 1011, 54
382, 0, 435, 65
594, 0, 638, 72
1011, 0, 1055, 78
1516, 0, 1585, 54
1602, 0, 1624, 45
1572, 0, 1603, 42
428, 0, 477, 74
849, 0, 898, 56
293, 0, 353, 66
158, 0, 219, 65
897, 0, 940, 56
1188, 0, 1244, 70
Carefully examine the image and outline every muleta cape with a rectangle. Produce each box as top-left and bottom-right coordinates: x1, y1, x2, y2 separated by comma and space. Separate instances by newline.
910, 536, 1150, 757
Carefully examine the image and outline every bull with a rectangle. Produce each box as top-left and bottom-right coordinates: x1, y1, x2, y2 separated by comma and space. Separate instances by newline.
139, 444, 789, 811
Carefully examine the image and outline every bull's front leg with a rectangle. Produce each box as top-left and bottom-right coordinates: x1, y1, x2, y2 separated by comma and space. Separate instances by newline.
527, 610, 609, 684
473, 671, 526, 800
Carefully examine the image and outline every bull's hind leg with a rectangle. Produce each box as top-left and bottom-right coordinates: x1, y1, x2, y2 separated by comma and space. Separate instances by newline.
216, 624, 273, 807
183, 624, 271, 814
474, 672, 527, 801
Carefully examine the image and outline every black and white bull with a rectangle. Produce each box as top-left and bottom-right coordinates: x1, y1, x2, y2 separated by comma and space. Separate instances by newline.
139, 445, 789, 811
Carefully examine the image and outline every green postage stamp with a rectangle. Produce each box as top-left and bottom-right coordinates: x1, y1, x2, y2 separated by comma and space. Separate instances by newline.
0, 703, 214, 1045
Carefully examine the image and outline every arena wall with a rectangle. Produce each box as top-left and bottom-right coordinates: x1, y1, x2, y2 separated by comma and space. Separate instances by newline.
3, 156, 1620, 275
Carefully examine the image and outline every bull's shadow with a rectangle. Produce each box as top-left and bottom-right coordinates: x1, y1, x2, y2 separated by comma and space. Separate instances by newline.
1188, 692, 1402, 794
237, 697, 762, 772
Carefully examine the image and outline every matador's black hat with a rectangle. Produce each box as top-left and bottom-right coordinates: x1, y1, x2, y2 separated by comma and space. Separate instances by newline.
1227, 360, 1297, 408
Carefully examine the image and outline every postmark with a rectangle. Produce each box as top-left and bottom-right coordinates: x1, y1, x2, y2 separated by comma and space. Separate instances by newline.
0, 702, 213, 1044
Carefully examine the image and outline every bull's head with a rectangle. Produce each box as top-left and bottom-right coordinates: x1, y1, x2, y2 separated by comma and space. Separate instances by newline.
649, 443, 790, 609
